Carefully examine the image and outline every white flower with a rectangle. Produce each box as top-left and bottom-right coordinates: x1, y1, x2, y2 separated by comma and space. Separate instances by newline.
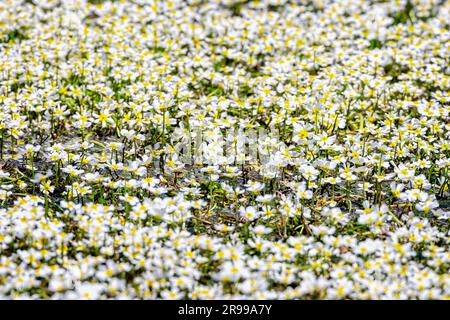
75, 283, 104, 300
296, 182, 313, 200
245, 180, 265, 193
394, 164, 415, 181
239, 206, 260, 221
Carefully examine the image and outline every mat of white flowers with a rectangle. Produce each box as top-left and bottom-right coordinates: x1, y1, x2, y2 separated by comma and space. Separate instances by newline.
0, 0, 449, 300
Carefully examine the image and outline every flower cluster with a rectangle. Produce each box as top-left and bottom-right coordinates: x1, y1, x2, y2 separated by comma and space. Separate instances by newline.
0, 0, 448, 299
